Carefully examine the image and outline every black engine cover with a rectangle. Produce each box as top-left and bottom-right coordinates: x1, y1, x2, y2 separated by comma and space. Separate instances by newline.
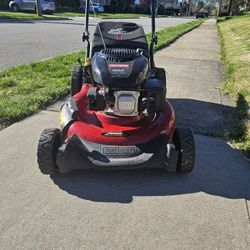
143, 78, 166, 113
92, 48, 148, 89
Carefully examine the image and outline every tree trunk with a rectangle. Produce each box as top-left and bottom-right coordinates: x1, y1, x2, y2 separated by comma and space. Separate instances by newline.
227, 0, 233, 16
155, 0, 159, 17
35, 0, 42, 16
218, 0, 222, 16
186, 0, 191, 16
246, 0, 250, 11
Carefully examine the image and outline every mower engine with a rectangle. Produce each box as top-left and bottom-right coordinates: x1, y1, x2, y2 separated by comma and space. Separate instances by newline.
88, 48, 166, 116
37, 16, 196, 176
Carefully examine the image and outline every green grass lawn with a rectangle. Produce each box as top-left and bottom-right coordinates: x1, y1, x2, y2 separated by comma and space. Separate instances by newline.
54, 12, 170, 19
8, 11, 146, 19
55, 12, 149, 19
0, 11, 169, 20
0, 51, 83, 126
95, 13, 146, 19
0, 19, 203, 127
218, 13, 250, 156
54, 11, 84, 17
0, 11, 68, 20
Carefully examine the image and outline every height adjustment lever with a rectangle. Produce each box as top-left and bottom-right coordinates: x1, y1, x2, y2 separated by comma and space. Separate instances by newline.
82, 32, 89, 42
152, 35, 158, 45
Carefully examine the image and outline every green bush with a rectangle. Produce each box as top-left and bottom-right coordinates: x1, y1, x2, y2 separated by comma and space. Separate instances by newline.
0, 0, 10, 9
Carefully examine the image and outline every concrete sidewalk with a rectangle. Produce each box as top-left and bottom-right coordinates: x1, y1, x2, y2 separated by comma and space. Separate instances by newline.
155, 19, 234, 136
0, 20, 249, 250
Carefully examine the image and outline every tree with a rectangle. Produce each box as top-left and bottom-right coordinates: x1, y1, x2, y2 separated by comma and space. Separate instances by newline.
197, 0, 205, 10
227, 0, 233, 15
106, 0, 134, 13
226, 0, 247, 15
247, 0, 250, 11
36, 0, 42, 16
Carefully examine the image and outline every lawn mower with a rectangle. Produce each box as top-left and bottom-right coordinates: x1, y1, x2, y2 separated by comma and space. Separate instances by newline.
37, 0, 195, 175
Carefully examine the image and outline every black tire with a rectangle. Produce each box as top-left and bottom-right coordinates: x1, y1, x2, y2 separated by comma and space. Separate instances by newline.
11, 4, 19, 12
155, 67, 167, 111
71, 66, 83, 96
155, 67, 166, 86
37, 128, 61, 175
173, 128, 195, 173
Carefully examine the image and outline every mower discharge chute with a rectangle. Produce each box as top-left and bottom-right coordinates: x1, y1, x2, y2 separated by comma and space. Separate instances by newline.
37, 0, 195, 175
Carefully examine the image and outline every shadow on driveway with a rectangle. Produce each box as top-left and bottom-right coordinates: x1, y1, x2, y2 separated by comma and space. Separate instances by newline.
168, 98, 235, 136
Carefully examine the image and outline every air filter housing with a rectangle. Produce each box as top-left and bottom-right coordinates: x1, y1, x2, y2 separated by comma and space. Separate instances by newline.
92, 48, 148, 89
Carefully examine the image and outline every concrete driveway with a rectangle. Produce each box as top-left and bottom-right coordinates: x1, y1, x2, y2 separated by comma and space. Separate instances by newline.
0, 16, 193, 70
0, 20, 249, 249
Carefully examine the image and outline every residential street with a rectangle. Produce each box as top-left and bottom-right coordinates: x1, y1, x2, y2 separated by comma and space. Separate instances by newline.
0, 16, 193, 70
0, 19, 249, 249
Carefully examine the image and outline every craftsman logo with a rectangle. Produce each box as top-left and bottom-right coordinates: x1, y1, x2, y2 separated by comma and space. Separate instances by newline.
108, 62, 133, 77
103, 146, 136, 155
108, 28, 127, 34
108, 64, 129, 68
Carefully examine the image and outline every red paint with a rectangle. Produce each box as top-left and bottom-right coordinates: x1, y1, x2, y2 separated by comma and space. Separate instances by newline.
65, 84, 176, 146
116, 34, 123, 40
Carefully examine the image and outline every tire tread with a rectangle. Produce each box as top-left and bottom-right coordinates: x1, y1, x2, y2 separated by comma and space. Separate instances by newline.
173, 128, 195, 173
37, 128, 61, 175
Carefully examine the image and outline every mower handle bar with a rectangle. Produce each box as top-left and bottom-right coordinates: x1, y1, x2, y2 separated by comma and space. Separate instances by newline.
83, 0, 157, 69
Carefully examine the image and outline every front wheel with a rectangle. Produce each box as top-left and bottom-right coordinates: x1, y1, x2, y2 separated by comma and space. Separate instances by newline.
173, 128, 195, 173
11, 4, 19, 12
37, 128, 61, 175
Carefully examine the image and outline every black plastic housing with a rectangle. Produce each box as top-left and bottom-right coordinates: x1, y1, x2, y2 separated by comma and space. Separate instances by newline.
87, 87, 106, 111
56, 134, 178, 173
92, 49, 148, 89
91, 22, 148, 57
143, 78, 166, 113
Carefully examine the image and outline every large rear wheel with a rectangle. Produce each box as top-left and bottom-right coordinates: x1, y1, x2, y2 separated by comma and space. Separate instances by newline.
71, 66, 83, 96
173, 128, 195, 173
37, 128, 61, 175
155, 67, 166, 87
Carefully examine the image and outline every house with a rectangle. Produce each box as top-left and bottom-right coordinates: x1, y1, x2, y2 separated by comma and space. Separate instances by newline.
134, 0, 179, 12
159, 0, 179, 9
